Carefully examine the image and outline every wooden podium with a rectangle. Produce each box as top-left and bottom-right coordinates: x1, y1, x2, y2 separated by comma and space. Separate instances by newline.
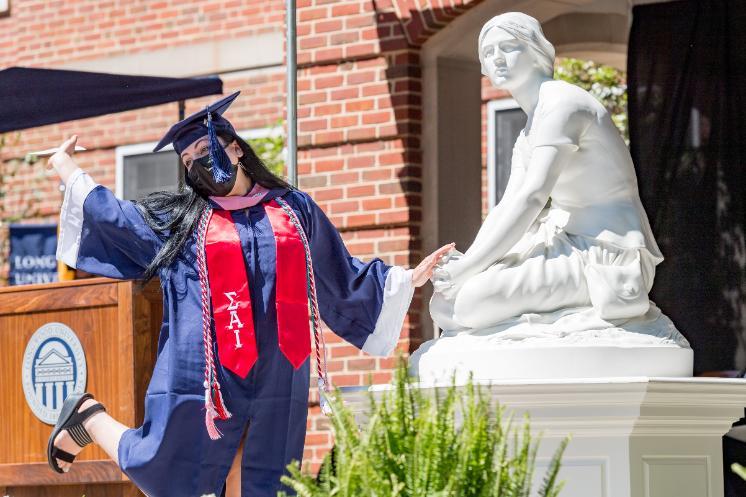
0, 277, 162, 497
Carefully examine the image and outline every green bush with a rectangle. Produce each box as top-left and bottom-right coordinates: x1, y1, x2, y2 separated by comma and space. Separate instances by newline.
246, 128, 285, 179
280, 358, 568, 497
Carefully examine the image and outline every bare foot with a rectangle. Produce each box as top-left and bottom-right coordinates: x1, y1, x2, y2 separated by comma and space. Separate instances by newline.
53, 398, 103, 472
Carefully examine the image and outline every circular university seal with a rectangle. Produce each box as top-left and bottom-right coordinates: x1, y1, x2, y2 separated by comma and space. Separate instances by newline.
22, 322, 87, 425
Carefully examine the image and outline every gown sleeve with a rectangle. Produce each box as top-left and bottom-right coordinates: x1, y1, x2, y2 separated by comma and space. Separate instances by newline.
56, 168, 162, 280
287, 190, 414, 357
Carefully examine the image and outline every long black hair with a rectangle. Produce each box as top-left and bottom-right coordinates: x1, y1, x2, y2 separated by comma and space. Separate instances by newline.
135, 135, 293, 282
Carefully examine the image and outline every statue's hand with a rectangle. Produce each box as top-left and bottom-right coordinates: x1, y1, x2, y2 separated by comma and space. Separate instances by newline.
431, 248, 473, 300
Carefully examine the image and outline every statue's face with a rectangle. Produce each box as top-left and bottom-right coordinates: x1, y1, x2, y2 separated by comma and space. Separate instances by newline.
480, 27, 537, 90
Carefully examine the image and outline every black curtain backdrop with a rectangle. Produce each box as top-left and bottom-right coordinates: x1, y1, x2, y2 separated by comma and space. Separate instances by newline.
628, 0, 746, 373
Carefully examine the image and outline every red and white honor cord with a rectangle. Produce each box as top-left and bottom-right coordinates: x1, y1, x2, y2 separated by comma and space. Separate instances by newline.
196, 206, 232, 440
275, 197, 332, 415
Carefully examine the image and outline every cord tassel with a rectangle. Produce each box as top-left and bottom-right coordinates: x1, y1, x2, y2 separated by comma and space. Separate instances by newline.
204, 384, 223, 440
318, 377, 333, 415
211, 382, 232, 420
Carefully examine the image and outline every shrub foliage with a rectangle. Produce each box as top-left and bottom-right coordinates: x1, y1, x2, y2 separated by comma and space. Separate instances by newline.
281, 359, 568, 497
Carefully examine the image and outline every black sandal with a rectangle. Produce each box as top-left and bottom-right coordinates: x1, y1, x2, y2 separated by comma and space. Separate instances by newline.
47, 392, 106, 473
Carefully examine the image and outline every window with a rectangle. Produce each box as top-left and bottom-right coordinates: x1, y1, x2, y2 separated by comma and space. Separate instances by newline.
487, 99, 526, 206
115, 127, 282, 200
116, 142, 181, 200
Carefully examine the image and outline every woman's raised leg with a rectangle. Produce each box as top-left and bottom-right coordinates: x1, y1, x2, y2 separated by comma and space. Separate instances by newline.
52, 398, 130, 471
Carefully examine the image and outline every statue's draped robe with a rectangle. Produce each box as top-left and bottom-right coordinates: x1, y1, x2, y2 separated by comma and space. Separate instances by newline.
432, 80, 665, 332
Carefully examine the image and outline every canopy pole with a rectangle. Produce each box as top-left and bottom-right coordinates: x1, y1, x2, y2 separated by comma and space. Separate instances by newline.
286, 0, 298, 187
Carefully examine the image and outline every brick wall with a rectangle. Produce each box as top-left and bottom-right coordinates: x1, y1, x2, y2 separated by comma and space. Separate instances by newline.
295, 0, 423, 470
0, 0, 490, 480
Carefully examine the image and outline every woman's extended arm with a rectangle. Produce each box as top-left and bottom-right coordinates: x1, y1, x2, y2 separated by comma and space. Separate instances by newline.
288, 191, 451, 356
49, 135, 162, 279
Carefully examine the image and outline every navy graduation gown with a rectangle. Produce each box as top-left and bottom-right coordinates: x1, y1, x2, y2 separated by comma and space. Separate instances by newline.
56, 169, 414, 497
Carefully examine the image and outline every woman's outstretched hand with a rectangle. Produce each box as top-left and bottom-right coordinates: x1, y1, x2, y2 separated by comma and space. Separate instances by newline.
411, 242, 456, 288
47, 135, 80, 184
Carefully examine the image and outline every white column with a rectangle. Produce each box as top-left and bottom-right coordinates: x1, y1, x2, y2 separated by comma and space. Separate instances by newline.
55, 381, 64, 409
44, 382, 54, 409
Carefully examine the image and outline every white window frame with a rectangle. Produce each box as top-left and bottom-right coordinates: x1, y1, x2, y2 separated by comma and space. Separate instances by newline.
486, 98, 520, 207
115, 126, 283, 199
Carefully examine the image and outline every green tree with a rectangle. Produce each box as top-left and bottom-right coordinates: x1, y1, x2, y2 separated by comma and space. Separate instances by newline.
245, 126, 285, 178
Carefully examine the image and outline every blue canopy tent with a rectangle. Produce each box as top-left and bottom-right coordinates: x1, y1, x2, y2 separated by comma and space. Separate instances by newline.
0, 66, 223, 132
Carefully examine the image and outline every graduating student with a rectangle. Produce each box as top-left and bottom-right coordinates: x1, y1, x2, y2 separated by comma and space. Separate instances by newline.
45, 91, 453, 497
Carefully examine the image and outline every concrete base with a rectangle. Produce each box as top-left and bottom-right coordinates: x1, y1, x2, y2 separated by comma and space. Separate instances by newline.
410, 339, 694, 381
343, 377, 746, 497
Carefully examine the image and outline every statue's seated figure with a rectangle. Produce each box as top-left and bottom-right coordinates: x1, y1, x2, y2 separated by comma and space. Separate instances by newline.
416, 12, 690, 380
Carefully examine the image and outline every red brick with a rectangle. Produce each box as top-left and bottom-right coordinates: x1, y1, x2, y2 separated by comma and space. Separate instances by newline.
345, 98, 375, 112
314, 19, 343, 34
331, 4, 360, 16
299, 7, 329, 21
299, 119, 327, 132
347, 127, 377, 141
363, 168, 394, 181
315, 159, 344, 172
330, 88, 358, 100
362, 82, 390, 97
362, 197, 392, 210
345, 42, 378, 58
313, 103, 342, 117
300, 35, 327, 50
315, 75, 344, 89
331, 115, 359, 128
330, 172, 360, 185
348, 155, 376, 168
347, 185, 376, 197
362, 111, 391, 125
347, 213, 377, 226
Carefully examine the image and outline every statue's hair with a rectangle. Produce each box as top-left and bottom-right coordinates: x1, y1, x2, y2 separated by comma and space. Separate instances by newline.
478, 12, 555, 78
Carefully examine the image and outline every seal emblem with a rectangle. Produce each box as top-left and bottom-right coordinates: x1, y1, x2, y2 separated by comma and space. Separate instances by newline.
22, 322, 87, 425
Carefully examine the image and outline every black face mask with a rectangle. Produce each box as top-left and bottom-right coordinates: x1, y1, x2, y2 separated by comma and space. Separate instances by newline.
186, 155, 238, 197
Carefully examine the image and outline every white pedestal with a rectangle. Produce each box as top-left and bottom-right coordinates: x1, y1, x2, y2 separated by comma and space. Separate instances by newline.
344, 378, 746, 497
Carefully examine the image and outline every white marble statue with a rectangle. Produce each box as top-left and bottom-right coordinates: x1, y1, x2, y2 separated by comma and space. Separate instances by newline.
411, 12, 692, 382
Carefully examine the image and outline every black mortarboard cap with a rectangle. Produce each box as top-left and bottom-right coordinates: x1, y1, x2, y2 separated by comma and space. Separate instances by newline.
153, 90, 240, 154
153, 90, 240, 183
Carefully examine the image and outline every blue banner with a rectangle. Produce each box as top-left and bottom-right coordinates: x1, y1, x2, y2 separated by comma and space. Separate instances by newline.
9, 224, 58, 286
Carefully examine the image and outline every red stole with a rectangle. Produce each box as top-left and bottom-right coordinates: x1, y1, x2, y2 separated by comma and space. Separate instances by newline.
204, 200, 311, 378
